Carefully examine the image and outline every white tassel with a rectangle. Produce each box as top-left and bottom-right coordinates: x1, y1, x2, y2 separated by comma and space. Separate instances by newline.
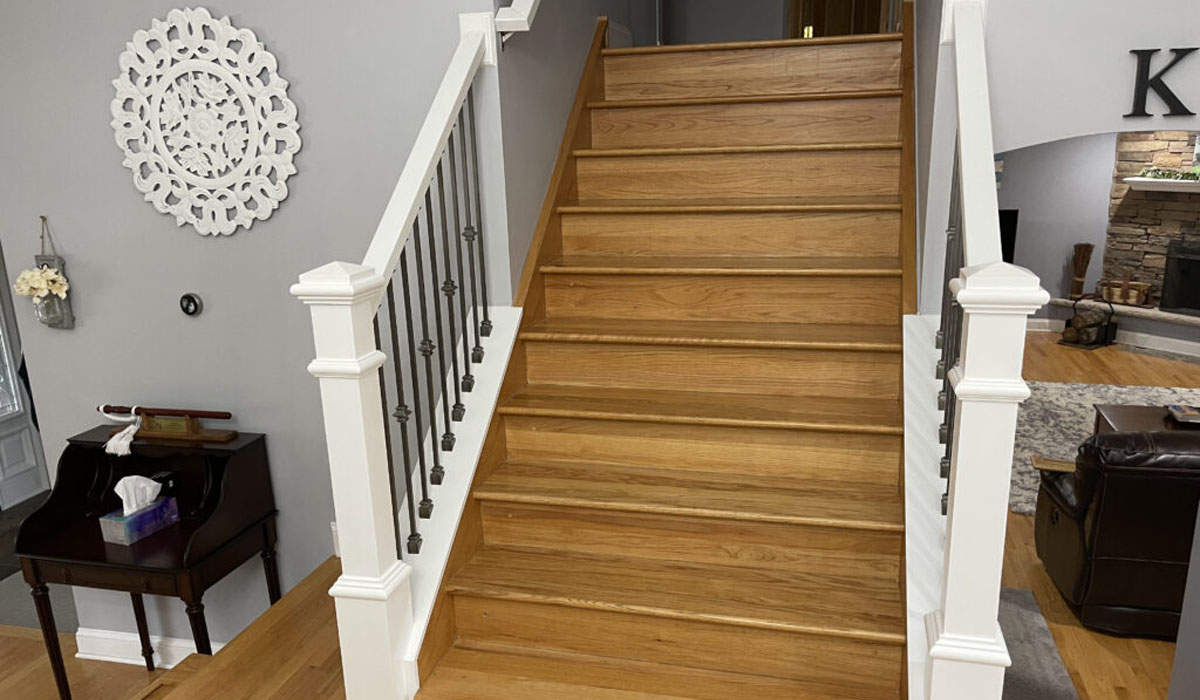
99, 405, 142, 456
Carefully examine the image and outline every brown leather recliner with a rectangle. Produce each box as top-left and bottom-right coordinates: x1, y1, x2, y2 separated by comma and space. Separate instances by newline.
1035, 431, 1200, 640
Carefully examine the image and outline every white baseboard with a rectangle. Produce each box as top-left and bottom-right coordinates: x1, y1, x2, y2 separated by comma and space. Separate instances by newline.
75, 627, 224, 669
1116, 329, 1200, 359
1026, 318, 1066, 332
1027, 319, 1200, 359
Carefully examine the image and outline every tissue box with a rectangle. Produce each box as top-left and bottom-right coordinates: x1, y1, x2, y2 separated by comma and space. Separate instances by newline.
100, 497, 180, 546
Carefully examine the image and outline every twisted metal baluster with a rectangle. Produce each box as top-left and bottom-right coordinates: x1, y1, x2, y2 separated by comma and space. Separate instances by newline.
387, 280, 432, 527
372, 315, 407, 558
459, 109, 485, 363
466, 87, 492, 340
436, 158, 466, 422
449, 126, 475, 392
424, 191, 456, 452
399, 247, 436, 501
410, 219, 446, 485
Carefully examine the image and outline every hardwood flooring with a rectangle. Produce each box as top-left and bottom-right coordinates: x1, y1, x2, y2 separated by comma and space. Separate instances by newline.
0, 624, 160, 700
1005, 330, 1200, 700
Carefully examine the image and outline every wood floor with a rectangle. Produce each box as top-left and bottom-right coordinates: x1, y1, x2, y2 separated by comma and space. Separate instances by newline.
0, 625, 161, 700
1005, 330, 1200, 700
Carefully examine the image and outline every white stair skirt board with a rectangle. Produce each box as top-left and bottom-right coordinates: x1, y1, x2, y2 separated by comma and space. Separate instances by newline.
396, 305, 521, 670
75, 627, 224, 668
904, 313, 948, 700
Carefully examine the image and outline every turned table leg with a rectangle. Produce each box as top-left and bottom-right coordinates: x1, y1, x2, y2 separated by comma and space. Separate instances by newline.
130, 593, 155, 671
185, 599, 212, 655
262, 547, 282, 605
31, 583, 71, 700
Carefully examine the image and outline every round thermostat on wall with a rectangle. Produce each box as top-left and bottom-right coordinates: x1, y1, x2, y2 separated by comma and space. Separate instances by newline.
180, 293, 203, 317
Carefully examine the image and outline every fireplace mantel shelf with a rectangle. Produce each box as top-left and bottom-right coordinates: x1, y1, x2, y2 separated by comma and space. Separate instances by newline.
1050, 298, 1200, 328
1124, 177, 1200, 193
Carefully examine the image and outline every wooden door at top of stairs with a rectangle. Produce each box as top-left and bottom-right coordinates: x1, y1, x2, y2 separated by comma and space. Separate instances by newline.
415, 12, 915, 700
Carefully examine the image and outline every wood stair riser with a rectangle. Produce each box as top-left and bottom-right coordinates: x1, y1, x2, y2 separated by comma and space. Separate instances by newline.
590, 96, 902, 149
561, 211, 901, 258
479, 502, 902, 583
453, 596, 903, 696
421, 647, 887, 700
523, 341, 900, 399
602, 41, 902, 100
544, 273, 901, 324
575, 149, 901, 200
502, 416, 902, 486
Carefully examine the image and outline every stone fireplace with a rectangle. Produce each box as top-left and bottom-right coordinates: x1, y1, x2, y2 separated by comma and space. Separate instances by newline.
1161, 240, 1200, 315
1104, 131, 1200, 304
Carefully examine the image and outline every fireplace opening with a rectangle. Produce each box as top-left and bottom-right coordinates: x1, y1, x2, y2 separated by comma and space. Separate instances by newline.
1160, 240, 1200, 316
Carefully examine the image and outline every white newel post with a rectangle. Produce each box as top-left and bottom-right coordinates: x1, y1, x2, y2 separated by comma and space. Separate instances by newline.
925, 261, 1048, 699
292, 261, 416, 700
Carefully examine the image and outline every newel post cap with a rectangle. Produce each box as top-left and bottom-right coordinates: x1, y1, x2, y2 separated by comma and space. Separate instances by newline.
291, 261, 387, 305
949, 261, 1050, 315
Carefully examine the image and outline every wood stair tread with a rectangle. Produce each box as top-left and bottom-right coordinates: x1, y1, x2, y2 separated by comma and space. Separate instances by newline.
540, 255, 902, 276
476, 461, 903, 531
601, 33, 902, 57
499, 384, 903, 434
449, 548, 905, 643
559, 195, 902, 213
521, 317, 902, 350
589, 88, 903, 110
416, 645, 894, 700
574, 142, 900, 158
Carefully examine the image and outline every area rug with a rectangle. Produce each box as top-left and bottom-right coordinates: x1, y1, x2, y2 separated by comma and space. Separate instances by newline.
1000, 588, 1079, 700
1009, 382, 1200, 514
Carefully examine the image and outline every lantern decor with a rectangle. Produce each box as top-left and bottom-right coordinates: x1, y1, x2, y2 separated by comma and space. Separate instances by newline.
13, 217, 75, 329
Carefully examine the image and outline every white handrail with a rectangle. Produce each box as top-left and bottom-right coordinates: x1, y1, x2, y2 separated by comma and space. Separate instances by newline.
951, 1, 1002, 268
361, 31, 485, 280
496, 0, 542, 33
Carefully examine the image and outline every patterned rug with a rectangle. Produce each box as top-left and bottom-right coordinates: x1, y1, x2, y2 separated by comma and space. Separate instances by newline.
1010, 381, 1200, 514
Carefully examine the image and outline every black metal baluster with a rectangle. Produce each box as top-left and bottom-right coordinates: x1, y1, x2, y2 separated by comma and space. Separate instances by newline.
410, 219, 446, 485
466, 87, 492, 340
448, 126, 475, 393
424, 191, 456, 452
459, 110, 485, 363
387, 280, 432, 529
399, 247, 436, 503
372, 316, 405, 560
436, 158, 466, 422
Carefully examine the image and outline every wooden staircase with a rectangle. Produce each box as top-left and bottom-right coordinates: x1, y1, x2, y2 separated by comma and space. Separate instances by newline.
416, 16, 914, 700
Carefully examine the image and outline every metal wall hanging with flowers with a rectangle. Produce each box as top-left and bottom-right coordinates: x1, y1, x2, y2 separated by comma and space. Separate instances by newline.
13, 217, 74, 330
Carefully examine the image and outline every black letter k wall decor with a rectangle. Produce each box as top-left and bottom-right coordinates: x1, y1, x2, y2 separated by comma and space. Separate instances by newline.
1126, 47, 1199, 117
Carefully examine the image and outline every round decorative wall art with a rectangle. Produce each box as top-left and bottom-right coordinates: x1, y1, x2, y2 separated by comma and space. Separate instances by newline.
110, 7, 301, 236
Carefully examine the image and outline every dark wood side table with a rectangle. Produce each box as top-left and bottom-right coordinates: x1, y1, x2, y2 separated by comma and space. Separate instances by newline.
1095, 404, 1200, 435
15, 426, 280, 700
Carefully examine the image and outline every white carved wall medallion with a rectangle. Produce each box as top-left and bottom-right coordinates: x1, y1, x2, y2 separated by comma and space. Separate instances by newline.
111, 7, 301, 236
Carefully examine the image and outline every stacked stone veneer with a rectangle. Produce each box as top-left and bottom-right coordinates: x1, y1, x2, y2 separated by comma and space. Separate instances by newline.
1105, 130, 1200, 302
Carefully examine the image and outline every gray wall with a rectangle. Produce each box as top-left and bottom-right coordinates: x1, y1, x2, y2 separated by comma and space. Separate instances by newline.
498, 0, 635, 300
662, 0, 788, 44
997, 133, 1117, 306
0, 0, 547, 648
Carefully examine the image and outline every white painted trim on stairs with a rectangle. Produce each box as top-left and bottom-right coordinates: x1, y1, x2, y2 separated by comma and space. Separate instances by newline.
904, 314, 947, 700
75, 627, 224, 669
401, 305, 522, 668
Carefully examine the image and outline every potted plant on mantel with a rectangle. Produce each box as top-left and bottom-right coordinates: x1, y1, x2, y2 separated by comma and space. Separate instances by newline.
1124, 165, 1200, 193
